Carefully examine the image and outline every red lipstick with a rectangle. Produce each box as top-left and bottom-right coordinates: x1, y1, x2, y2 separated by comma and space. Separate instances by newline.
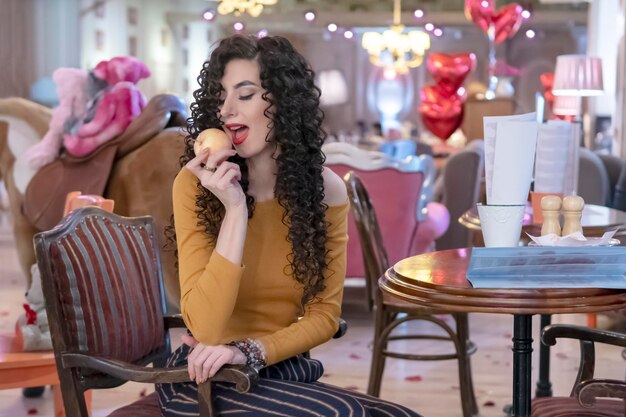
225, 123, 249, 145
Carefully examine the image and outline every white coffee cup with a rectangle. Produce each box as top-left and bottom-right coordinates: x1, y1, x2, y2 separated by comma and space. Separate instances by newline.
477, 203, 525, 247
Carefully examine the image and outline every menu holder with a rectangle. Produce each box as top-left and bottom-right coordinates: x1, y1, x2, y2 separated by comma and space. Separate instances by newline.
466, 246, 626, 289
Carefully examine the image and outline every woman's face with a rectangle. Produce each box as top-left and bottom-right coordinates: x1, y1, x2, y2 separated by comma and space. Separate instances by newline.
218, 58, 274, 159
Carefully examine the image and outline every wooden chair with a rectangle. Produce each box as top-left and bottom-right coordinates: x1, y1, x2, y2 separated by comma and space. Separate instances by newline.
34, 207, 258, 417
344, 172, 478, 417
532, 324, 626, 417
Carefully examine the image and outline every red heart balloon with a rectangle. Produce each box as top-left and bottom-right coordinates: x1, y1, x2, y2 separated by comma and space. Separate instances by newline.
540, 72, 555, 106
465, 0, 494, 33
493, 3, 523, 44
539, 72, 554, 89
419, 86, 464, 141
427, 53, 477, 97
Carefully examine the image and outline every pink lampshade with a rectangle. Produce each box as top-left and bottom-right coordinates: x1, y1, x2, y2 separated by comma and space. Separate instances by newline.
552, 96, 581, 116
552, 54, 604, 96
316, 69, 348, 106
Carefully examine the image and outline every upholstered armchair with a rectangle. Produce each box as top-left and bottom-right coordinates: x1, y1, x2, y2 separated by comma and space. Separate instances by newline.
34, 207, 257, 417
532, 324, 626, 417
323, 142, 449, 310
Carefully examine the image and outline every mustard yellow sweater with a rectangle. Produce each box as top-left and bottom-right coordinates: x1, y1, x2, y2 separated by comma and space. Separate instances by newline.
172, 168, 349, 365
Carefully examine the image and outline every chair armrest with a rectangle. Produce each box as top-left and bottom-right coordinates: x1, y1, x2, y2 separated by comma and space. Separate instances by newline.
333, 318, 348, 339
575, 378, 626, 407
164, 314, 186, 330
61, 353, 259, 392
542, 324, 626, 395
542, 324, 626, 348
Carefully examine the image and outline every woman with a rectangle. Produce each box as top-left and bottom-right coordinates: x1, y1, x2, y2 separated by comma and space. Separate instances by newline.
158, 34, 421, 417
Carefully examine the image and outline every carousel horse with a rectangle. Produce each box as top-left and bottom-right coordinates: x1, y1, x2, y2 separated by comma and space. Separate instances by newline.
0, 94, 187, 313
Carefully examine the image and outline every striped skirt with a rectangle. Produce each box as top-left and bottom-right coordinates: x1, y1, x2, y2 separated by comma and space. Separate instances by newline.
157, 344, 422, 417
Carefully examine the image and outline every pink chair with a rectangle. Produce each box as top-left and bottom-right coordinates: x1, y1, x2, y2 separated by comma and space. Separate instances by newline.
323, 142, 449, 310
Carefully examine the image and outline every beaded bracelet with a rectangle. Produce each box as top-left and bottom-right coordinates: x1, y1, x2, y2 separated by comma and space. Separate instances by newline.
227, 338, 267, 370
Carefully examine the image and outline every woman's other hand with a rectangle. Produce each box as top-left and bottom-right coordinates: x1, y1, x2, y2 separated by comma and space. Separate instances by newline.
181, 334, 246, 384
185, 148, 246, 211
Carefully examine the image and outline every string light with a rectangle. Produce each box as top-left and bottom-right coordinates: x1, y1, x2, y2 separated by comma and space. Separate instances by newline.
216, 0, 277, 18
202, 9, 216, 21
304, 10, 316, 21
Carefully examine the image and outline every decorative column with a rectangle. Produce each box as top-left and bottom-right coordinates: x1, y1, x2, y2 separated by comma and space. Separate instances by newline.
587, 0, 620, 151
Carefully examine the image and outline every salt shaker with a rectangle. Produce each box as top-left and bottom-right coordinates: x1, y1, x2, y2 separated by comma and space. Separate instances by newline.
541, 195, 562, 236
562, 195, 585, 236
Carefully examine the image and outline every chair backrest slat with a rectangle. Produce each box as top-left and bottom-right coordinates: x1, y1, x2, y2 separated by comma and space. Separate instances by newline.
344, 172, 390, 286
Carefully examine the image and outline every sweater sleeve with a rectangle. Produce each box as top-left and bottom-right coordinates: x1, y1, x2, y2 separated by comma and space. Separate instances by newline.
257, 201, 349, 365
173, 168, 245, 344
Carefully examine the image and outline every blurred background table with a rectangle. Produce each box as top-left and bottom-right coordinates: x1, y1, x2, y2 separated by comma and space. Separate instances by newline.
0, 333, 92, 417
459, 203, 626, 242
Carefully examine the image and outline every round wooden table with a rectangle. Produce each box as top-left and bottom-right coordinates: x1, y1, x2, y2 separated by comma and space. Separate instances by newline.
379, 248, 626, 417
459, 203, 626, 397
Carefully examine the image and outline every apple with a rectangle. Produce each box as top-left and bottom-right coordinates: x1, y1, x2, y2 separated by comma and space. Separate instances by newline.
193, 128, 232, 156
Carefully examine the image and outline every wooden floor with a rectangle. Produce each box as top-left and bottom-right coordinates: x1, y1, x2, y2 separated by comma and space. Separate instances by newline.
0, 209, 624, 417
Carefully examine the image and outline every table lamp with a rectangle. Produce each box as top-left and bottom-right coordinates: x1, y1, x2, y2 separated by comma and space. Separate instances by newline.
316, 69, 348, 107
552, 95, 580, 117
552, 54, 604, 147
552, 54, 604, 98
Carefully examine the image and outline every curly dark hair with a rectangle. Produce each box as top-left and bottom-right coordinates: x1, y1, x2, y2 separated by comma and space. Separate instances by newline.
175, 34, 329, 308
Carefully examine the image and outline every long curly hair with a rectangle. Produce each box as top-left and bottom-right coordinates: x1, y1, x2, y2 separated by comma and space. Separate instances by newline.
177, 34, 329, 308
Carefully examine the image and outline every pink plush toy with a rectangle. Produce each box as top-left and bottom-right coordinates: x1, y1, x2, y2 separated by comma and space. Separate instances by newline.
24, 68, 90, 168
63, 56, 150, 158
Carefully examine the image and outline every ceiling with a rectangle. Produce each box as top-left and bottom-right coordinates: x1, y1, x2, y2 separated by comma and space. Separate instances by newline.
273, 0, 589, 13
186, 0, 589, 33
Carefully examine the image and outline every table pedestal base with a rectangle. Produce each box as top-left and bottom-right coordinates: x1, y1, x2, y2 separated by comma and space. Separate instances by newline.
512, 315, 533, 417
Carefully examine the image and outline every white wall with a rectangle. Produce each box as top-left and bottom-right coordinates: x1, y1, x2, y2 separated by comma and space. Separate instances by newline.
77, 0, 224, 107
613, 0, 626, 158
587, 0, 620, 118
174, 19, 223, 106
80, 0, 127, 69
34, 0, 81, 80
137, 0, 177, 100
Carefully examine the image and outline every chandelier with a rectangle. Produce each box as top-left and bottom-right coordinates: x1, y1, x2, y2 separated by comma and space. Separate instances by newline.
361, 0, 430, 74
214, 0, 278, 18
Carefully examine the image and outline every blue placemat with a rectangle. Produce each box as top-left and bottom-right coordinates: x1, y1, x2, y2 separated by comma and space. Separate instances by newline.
466, 246, 626, 289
